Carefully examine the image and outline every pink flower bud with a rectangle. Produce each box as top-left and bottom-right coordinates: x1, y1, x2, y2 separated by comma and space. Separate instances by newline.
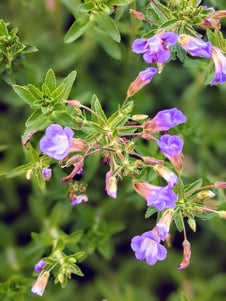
130, 9, 145, 20
105, 171, 117, 199
31, 271, 50, 296
70, 138, 89, 152
214, 182, 226, 188
62, 100, 82, 107
178, 240, 191, 270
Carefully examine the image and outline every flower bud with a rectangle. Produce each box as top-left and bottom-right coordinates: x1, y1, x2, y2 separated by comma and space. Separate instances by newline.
178, 240, 191, 270
130, 9, 145, 20
156, 209, 174, 240
153, 164, 177, 187
105, 171, 117, 199
131, 114, 148, 121
127, 67, 158, 97
42, 168, 52, 180
26, 169, 33, 180
143, 157, 164, 165
214, 182, 226, 188
62, 99, 81, 107
57, 273, 64, 284
125, 141, 135, 153
197, 190, 215, 199
70, 138, 89, 152
187, 218, 196, 232
218, 211, 226, 219
31, 271, 50, 296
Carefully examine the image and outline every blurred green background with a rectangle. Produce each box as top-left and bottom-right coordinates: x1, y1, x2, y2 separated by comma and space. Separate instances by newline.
0, 0, 226, 300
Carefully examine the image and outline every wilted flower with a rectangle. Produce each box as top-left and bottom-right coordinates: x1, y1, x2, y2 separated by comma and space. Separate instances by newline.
105, 171, 117, 199
34, 260, 46, 273
132, 31, 178, 64
210, 46, 226, 86
133, 180, 177, 210
157, 134, 184, 172
71, 194, 88, 206
178, 35, 212, 58
127, 67, 158, 97
178, 240, 191, 270
31, 271, 50, 296
42, 168, 52, 180
156, 209, 174, 240
131, 230, 167, 265
153, 164, 178, 187
40, 124, 74, 160
143, 108, 187, 133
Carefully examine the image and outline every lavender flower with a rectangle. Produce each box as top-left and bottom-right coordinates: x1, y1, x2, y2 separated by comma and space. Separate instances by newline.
178, 35, 212, 58
42, 168, 52, 180
127, 67, 158, 97
131, 230, 167, 265
143, 107, 187, 133
157, 134, 184, 172
133, 180, 177, 211
156, 209, 174, 241
210, 46, 226, 86
71, 194, 88, 206
153, 164, 178, 187
40, 124, 74, 160
132, 32, 178, 64
34, 260, 46, 273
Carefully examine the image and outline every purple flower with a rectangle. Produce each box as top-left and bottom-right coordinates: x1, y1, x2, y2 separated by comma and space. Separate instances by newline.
127, 67, 158, 97
40, 124, 74, 160
157, 134, 184, 172
34, 260, 45, 273
156, 209, 174, 241
71, 194, 88, 206
132, 32, 178, 64
133, 180, 177, 210
153, 164, 178, 187
42, 168, 52, 180
211, 46, 226, 86
178, 35, 212, 58
105, 171, 117, 199
143, 107, 187, 133
131, 230, 167, 265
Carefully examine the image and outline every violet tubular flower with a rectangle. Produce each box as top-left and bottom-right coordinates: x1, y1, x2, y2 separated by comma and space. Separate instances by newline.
71, 194, 88, 206
143, 107, 187, 133
34, 260, 46, 273
127, 67, 158, 97
210, 46, 226, 86
42, 168, 52, 180
132, 32, 178, 64
133, 180, 177, 211
178, 35, 212, 58
40, 124, 74, 160
131, 230, 167, 265
157, 134, 184, 172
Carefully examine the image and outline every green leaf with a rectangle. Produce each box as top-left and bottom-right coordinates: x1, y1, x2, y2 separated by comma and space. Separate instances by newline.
71, 264, 84, 276
145, 207, 158, 218
13, 85, 36, 107
51, 83, 66, 101
70, 252, 85, 260
184, 178, 203, 196
64, 15, 90, 43
6, 162, 32, 178
64, 230, 83, 245
52, 111, 78, 129
195, 211, 218, 220
159, 18, 178, 31
79, 1, 95, 12
91, 94, 109, 126
91, 26, 121, 60
27, 84, 42, 99
55, 239, 65, 251
107, 0, 134, 5
61, 70, 77, 99
95, 12, 120, 43
0, 19, 9, 36
173, 212, 183, 232
146, 0, 171, 25
45, 69, 56, 92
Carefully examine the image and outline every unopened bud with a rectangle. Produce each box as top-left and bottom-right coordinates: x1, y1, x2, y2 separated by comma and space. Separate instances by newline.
42, 167, 52, 180
214, 182, 226, 188
187, 218, 196, 232
69, 257, 77, 263
105, 171, 117, 199
143, 156, 164, 165
218, 211, 226, 219
62, 99, 81, 107
131, 114, 148, 121
70, 138, 89, 152
154, 164, 178, 187
135, 160, 144, 168
129, 9, 145, 20
125, 141, 135, 153
178, 240, 191, 270
57, 273, 64, 284
197, 190, 215, 199
26, 169, 33, 180
31, 271, 50, 296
